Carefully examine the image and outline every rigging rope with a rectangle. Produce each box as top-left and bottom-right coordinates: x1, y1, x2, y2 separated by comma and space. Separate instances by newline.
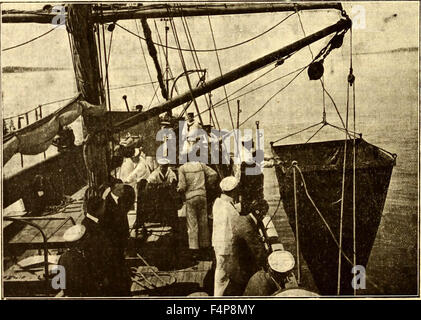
179, 10, 216, 125
297, 11, 327, 122
207, 15, 235, 130
239, 65, 308, 127
154, 20, 180, 97
292, 162, 382, 293
211, 65, 298, 109
101, 15, 112, 111
114, 12, 295, 53
337, 81, 350, 295
2, 24, 60, 52
195, 65, 303, 121
350, 26, 357, 297
293, 164, 301, 284
168, 14, 203, 124
135, 20, 161, 108
140, 17, 169, 101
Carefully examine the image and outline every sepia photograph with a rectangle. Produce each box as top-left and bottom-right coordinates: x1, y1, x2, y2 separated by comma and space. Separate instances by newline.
1, 1, 419, 300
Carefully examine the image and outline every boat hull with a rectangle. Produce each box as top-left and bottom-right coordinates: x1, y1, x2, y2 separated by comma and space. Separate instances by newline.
271, 139, 395, 295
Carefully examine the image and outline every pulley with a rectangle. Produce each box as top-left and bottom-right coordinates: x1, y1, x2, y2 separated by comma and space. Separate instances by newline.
107, 23, 116, 32
308, 60, 324, 80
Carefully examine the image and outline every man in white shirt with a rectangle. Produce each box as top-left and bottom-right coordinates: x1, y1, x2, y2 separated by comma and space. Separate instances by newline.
124, 155, 156, 185
212, 176, 240, 296
177, 149, 218, 256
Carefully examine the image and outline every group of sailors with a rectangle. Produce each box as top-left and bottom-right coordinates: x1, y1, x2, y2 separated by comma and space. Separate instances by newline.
59, 112, 300, 297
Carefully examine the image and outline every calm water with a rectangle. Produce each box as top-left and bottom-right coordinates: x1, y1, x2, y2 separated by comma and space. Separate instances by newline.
2, 5, 418, 295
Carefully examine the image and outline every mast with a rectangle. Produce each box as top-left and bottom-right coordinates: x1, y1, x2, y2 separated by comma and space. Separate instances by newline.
114, 17, 351, 132
67, 4, 109, 186
2, 3, 343, 24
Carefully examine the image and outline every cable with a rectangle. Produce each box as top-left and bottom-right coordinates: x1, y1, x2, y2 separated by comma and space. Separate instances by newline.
207, 15, 235, 130
168, 11, 203, 124
211, 65, 300, 110
135, 20, 161, 108
239, 65, 307, 127
114, 12, 295, 53
2, 24, 60, 52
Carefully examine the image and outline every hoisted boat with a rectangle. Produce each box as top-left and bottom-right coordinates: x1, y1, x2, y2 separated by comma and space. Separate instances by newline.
271, 138, 396, 295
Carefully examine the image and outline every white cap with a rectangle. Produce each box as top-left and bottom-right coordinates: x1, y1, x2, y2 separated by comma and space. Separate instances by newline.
241, 134, 253, 143
268, 250, 295, 273
63, 224, 86, 242
157, 157, 170, 165
219, 176, 239, 192
274, 289, 319, 297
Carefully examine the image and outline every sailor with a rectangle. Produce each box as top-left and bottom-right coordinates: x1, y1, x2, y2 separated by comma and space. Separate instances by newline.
58, 224, 91, 297
101, 178, 129, 255
124, 155, 156, 185
27, 174, 49, 215
147, 158, 180, 265
52, 125, 75, 152
147, 157, 178, 222
119, 147, 142, 186
229, 199, 269, 295
181, 112, 202, 157
80, 187, 113, 295
235, 134, 264, 215
100, 180, 134, 296
147, 157, 177, 185
243, 250, 296, 296
177, 144, 218, 259
211, 176, 240, 296
59, 187, 115, 297
129, 156, 157, 232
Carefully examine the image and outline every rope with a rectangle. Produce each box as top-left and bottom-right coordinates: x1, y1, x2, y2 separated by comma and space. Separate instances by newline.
207, 15, 236, 131
350, 26, 357, 296
2, 25, 60, 52
239, 65, 308, 127
168, 13, 203, 125
101, 13, 112, 111
271, 121, 323, 145
135, 20, 161, 107
140, 17, 169, 101
337, 81, 349, 295
114, 12, 295, 53
297, 11, 327, 122
196, 65, 303, 121
154, 20, 180, 97
180, 9, 215, 124
292, 162, 383, 293
293, 164, 301, 284
95, 16, 104, 106
210, 65, 278, 109
109, 78, 175, 91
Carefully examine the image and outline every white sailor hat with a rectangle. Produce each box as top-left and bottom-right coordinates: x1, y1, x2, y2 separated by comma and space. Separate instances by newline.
219, 176, 239, 192
274, 289, 319, 297
268, 250, 295, 273
240, 133, 253, 143
157, 157, 170, 165
63, 224, 86, 242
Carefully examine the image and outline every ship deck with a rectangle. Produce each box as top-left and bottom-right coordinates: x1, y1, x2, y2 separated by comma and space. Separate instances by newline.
3, 167, 314, 297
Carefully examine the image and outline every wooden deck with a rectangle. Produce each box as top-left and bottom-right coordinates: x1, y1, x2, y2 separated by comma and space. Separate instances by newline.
4, 167, 313, 297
